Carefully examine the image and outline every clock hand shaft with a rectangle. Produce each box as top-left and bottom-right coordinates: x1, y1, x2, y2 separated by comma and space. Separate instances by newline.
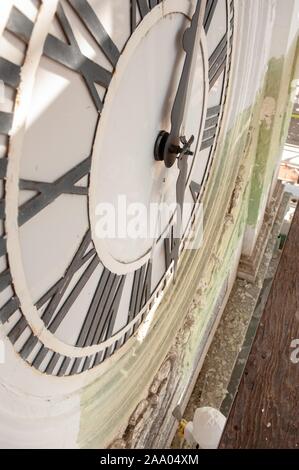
172, 155, 188, 279
150, 191, 165, 263
172, 136, 194, 278
164, 0, 207, 168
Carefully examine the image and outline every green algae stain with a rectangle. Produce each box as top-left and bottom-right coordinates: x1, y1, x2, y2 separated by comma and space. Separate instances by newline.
247, 57, 284, 228
247, 45, 298, 229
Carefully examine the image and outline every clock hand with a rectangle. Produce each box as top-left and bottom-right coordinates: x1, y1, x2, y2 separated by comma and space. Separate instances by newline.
150, 190, 165, 264
172, 135, 195, 278
154, 0, 206, 168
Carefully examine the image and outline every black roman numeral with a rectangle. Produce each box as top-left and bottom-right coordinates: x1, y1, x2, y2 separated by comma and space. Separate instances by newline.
70, 264, 126, 372
0, 158, 7, 179
136, 0, 150, 20
18, 156, 91, 226
42, 231, 97, 331
190, 181, 201, 203
6, 241, 154, 369
128, 261, 152, 322
6, 6, 34, 42
201, 105, 221, 150
9, 231, 97, 355
44, 352, 61, 375
0, 111, 13, 135
67, 0, 120, 68
204, 0, 218, 33
45, 3, 112, 112
58, 357, 72, 376
75, 268, 125, 347
0, 296, 20, 325
209, 34, 227, 89
124, 261, 152, 341
6, 6, 112, 113
164, 227, 179, 271
0, 269, 12, 294
0, 57, 21, 89
131, 0, 161, 32
15, 231, 98, 366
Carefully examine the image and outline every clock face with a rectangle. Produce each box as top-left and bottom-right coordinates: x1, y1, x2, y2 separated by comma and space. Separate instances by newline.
0, 0, 234, 376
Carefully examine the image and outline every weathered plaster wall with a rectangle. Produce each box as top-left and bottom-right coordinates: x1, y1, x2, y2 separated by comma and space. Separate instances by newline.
243, 0, 299, 257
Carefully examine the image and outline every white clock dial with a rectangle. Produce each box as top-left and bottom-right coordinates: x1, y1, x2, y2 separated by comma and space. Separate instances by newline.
89, 2, 208, 275
0, 0, 234, 376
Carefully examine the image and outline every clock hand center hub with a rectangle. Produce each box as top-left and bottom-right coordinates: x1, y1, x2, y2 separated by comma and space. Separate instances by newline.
154, 131, 194, 165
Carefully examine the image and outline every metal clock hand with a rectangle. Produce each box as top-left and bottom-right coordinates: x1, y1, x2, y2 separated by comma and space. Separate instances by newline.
162, 0, 206, 168
172, 135, 194, 278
